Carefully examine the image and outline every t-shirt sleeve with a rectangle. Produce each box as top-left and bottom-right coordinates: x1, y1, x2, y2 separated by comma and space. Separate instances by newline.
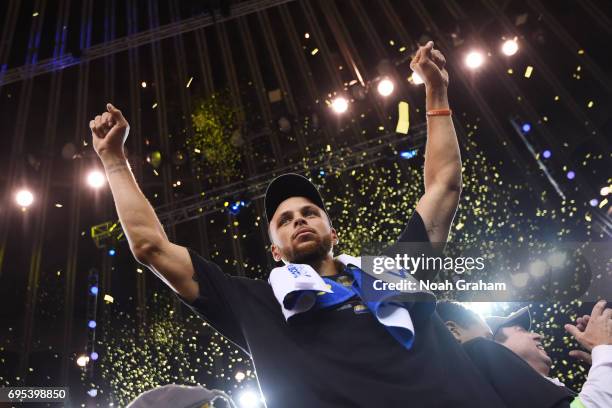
382, 211, 435, 281
396, 210, 430, 243
175, 249, 249, 353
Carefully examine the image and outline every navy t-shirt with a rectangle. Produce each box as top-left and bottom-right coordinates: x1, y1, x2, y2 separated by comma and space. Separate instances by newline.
462, 338, 575, 408
178, 212, 507, 407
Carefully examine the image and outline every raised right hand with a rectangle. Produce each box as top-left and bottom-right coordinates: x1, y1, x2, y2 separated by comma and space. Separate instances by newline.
89, 103, 130, 159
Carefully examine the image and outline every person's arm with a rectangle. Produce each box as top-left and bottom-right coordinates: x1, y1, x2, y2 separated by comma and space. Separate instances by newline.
410, 41, 462, 243
90, 104, 198, 302
565, 300, 612, 408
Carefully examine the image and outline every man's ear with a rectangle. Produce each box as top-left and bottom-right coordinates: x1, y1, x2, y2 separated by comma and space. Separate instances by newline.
445, 321, 463, 343
331, 228, 339, 245
270, 243, 282, 262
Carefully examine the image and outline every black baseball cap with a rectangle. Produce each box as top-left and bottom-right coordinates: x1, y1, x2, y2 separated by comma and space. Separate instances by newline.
264, 173, 329, 226
485, 306, 531, 338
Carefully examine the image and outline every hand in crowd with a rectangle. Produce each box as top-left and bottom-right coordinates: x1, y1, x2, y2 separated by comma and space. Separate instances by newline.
89, 103, 130, 159
565, 300, 612, 364
568, 314, 593, 365
409, 41, 449, 90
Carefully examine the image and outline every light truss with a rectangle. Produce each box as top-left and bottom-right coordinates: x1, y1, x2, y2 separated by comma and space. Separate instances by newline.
0, 0, 296, 86
91, 124, 427, 248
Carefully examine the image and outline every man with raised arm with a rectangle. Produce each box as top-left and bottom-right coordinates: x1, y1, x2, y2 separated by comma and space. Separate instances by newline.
437, 300, 612, 408
90, 42, 508, 407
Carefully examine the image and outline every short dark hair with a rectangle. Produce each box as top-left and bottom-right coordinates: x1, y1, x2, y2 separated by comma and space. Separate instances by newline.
436, 301, 481, 329
493, 326, 510, 343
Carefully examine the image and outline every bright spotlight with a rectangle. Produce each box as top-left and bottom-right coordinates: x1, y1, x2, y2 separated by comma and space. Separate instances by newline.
501, 39, 519, 56
377, 78, 394, 96
542, 150, 551, 159
409, 72, 424, 85
589, 198, 599, 207
76, 355, 89, 367
466, 302, 495, 317
235, 371, 246, 381
239, 390, 260, 408
465, 51, 485, 69
15, 189, 34, 208
331, 97, 348, 114
90, 352, 99, 361
521, 123, 531, 133
88, 320, 97, 329
547, 251, 566, 268
87, 170, 106, 189
529, 260, 549, 278
90, 286, 99, 295
511, 272, 529, 288
400, 150, 418, 160
566, 171, 575, 180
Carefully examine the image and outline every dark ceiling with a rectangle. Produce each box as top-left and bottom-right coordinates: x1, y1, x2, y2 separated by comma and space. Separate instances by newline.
0, 0, 610, 406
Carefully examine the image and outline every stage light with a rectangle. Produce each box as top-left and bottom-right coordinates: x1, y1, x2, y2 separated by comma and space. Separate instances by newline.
228, 200, 246, 215
331, 97, 348, 114
239, 391, 260, 408
501, 39, 519, 56
108, 249, 116, 256
15, 189, 34, 208
235, 371, 246, 381
377, 78, 394, 96
542, 150, 551, 159
601, 186, 610, 196
529, 260, 548, 278
589, 199, 599, 207
566, 171, 575, 180
521, 123, 531, 133
278, 117, 291, 133
76, 355, 89, 367
88, 320, 97, 329
141, 81, 147, 88
547, 251, 566, 268
90, 352, 99, 361
400, 150, 418, 160
466, 302, 494, 317
90, 286, 98, 295
511, 272, 529, 288
87, 170, 106, 189
409, 72, 424, 85
465, 51, 484, 69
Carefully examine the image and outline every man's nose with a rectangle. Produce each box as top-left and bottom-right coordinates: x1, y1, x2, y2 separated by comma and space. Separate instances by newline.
293, 217, 307, 227
532, 332, 543, 341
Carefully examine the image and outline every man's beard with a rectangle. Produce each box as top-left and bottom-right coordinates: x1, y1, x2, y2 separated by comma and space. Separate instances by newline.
287, 234, 333, 265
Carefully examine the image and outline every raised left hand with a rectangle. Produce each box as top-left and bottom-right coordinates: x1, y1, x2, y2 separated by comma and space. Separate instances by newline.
568, 314, 593, 365
565, 300, 612, 354
410, 41, 449, 90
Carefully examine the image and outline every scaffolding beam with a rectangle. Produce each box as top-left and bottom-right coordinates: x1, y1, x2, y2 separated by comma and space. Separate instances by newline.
0, 0, 296, 86
91, 125, 427, 247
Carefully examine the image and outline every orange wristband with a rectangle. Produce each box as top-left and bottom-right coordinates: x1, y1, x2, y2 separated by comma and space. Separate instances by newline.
426, 109, 452, 117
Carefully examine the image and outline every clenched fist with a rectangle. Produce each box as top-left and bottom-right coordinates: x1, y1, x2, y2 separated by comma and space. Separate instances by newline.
89, 103, 130, 159
410, 41, 449, 90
